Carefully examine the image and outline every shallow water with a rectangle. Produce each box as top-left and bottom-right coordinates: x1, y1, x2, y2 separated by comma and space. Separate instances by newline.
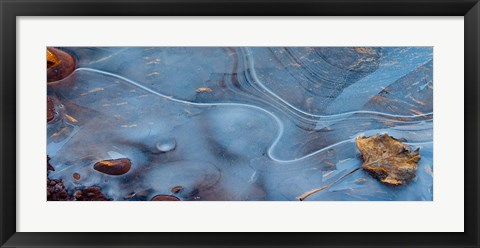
47, 47, 433, 201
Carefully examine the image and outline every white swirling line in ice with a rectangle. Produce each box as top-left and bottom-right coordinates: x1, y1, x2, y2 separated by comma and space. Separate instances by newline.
66, 65, 432, 164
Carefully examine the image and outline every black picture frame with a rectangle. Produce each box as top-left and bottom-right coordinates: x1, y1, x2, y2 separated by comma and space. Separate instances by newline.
1, 0, 479, 247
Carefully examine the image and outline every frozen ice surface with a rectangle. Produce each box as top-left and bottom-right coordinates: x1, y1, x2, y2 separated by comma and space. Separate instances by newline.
47, 47, 433, 201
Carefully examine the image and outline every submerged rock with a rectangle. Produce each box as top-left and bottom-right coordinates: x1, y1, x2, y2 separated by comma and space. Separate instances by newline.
74, 187, 110, 201
72, 172, 81, 180
93, 158, 131, 175
47, 48, 76, 82
151, 195, 181, 201
356, 134, 420, 185
47, 156, 55, 171
47, 97, 55, 122
47, 179, 70, 201
171, 185, 184, 194
47, 156, 70, 200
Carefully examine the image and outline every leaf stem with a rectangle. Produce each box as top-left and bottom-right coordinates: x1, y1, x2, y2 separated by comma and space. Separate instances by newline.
297, 151, 409, 201
297, 166, 363, 201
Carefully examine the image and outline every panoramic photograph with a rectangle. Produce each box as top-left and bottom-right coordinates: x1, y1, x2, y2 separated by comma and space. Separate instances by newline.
46, 47, 433, 201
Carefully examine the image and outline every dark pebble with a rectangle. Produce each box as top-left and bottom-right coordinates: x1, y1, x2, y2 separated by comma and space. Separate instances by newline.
171, 186, 184, 194
47, 156, 55, 171
47, 179, 70, 201
47, 97, 55, 122
74, 187, 110, 201
72, 173, 81, 180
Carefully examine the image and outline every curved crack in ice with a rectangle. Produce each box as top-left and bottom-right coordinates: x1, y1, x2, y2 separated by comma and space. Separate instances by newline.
75, 67, 286, 163
240, 47, 433, 120
74, 67, 431, 164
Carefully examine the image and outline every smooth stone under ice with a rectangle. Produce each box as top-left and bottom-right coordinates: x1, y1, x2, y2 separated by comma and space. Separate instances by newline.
151, 195, 181, 201
93, 158, 132, 176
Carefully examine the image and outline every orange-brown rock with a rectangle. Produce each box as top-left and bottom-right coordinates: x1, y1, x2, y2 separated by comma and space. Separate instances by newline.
47, 97, 55, 122
47, 48, 76, 82
171, 186, 184, 194
151, 195, 180, 201
72, 173, 81, 180
93, 158, 131, 176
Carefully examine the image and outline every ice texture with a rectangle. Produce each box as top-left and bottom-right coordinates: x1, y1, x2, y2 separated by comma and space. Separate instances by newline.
47, 47, 433, 201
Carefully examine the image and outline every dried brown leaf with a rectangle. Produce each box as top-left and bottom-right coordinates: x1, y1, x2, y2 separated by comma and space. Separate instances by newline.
356, 133, 420, 186
297, 133, 421, 201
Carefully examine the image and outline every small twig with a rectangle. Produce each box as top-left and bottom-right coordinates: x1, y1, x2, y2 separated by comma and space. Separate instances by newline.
297, 153, 406, 201
297, 166, 363, 201
297, 185, 330, 201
